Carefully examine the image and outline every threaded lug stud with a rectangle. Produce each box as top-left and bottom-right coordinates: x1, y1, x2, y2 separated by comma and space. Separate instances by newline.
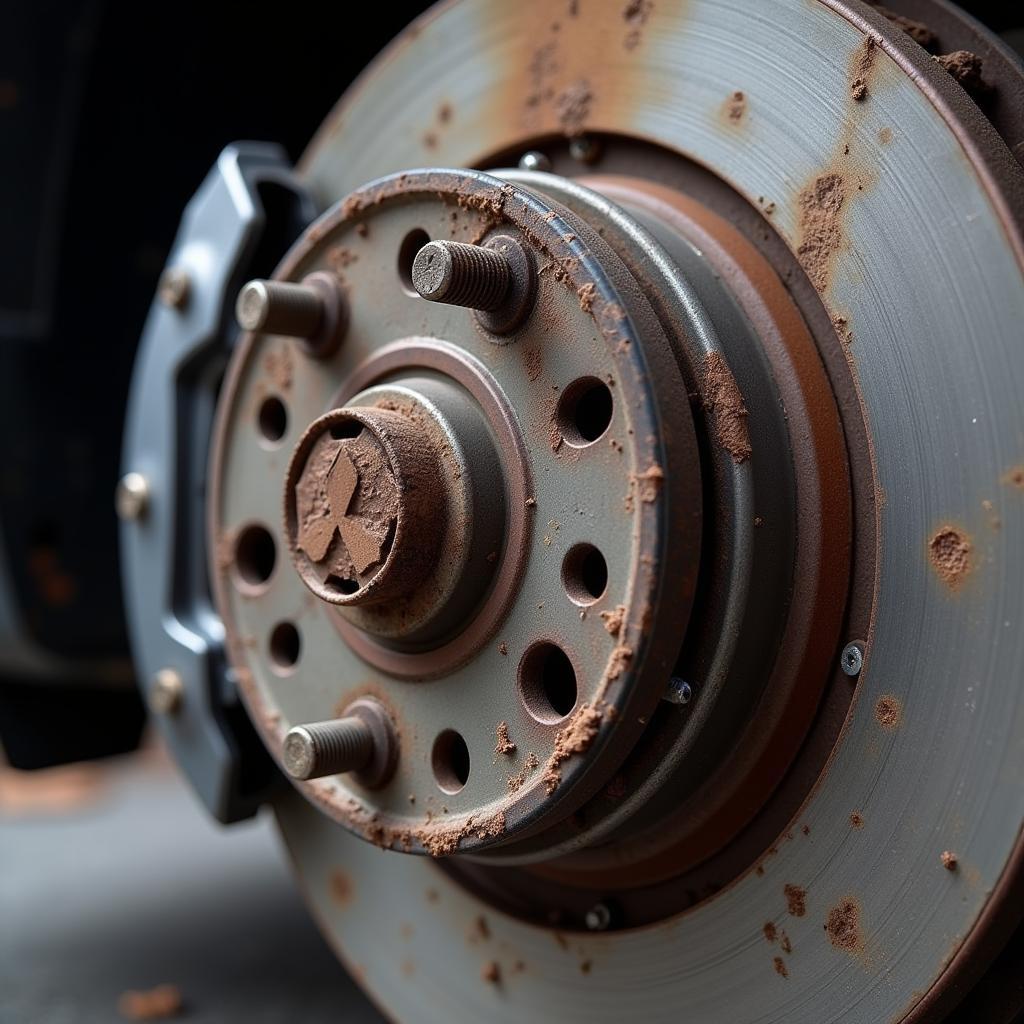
283, 717, 374, 780
236, 279, 325, 338
412, 240, 512, 311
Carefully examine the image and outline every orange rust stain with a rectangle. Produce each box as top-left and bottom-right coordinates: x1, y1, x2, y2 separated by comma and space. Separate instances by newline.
401, 958, 415, 978
825, 896, 863, 953
481, 960, 501, 984
1002, 465, 1024, 490
773, 956, 789, 978
580, 958, 593, 974
850, 811, 865, 829
722, 89, 747, 124
797, 173, 848, 293
928, 525, 972, 590
425, 887, 440, 903
875, 694, 902, 729
849, 36, 878, 101
941, 850, 959, 871
328, 868, 354, 908
784, 884, 807, 917
763, 922, 778, 943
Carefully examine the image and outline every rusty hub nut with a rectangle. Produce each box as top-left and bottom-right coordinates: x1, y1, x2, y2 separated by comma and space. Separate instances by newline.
284, 405, 447, 612
236, 272, 347, 357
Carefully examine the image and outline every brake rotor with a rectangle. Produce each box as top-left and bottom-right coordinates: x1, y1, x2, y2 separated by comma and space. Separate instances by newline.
205, 1, 1024, 1020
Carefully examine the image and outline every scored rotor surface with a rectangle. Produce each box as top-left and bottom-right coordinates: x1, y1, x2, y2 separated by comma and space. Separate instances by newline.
267, 1, 1024, 1021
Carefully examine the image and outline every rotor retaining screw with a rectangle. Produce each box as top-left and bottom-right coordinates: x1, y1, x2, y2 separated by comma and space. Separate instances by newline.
584, 902, 613, 932
664, 677, 693, 705
149, 668, 184, 716
236, 279, 324, 338
841, 641, 865, 677
518, 150, 552, 172
411, 240, 512, 312
283, 717, 374, 781
115, 472, 150, 521
569, 135, 600, 165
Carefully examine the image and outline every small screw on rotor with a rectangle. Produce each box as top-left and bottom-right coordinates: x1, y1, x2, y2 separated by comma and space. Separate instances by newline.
158, 266, 191, 310
584, 902, 614, 932
664, 677, 693, 705
841, 641, 865, 677
518, 151, 552, 172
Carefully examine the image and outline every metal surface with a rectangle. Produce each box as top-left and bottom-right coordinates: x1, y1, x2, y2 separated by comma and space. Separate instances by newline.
119, 143, 318, 822
236, 279, 325, 336
283, 718, 374, 781
208, 167, 703, 855
272, 0, 1024, 1020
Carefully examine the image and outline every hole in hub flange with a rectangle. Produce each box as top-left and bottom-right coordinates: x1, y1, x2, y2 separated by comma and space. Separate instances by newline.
269, 621, 301, 672
325, 574, 360, 596
257, 395, 288, 444
432, 729, 470, 794
233, 524, 276, 590
561, 543, 608, 605
328, 420, 364, 440
398, 228, 431, 297
557, 377, 614, 446
519, 642, 578, 723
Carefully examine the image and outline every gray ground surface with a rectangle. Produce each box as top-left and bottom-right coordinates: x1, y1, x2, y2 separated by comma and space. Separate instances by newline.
0, 749, 384, 1023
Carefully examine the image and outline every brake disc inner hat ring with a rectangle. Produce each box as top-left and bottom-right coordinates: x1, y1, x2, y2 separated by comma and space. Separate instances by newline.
208, 168, 703, 856
270, 1, 1024, 1022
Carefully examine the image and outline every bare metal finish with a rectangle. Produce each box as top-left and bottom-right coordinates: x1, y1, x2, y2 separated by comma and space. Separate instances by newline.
236, 279, 324, 337
518, 151, 552, 172
411, 240, 511, 310
283, 717, 374, 780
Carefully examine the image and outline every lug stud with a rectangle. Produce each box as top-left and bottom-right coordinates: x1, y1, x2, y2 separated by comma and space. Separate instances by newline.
412, 240, 512, 312
283, 717, 374, 781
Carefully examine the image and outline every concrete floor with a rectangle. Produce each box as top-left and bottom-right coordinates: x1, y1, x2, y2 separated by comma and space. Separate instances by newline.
0, 748, 384, 1022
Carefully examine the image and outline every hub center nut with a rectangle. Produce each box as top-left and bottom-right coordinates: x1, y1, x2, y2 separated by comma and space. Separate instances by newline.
285, 404, 443, 611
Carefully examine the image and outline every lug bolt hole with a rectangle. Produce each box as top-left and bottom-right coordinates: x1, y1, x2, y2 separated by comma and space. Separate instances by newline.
398, 228, 431, 297
257, 395, 288, 444
557, 377, 614, 446
328, 420, 364, 440
233, 524, 276, 591
432, 729, 470, 794
561, 543, 608, 605
519, 641, 578, 724
325, 574, 360, 597
269, 621, 301, 673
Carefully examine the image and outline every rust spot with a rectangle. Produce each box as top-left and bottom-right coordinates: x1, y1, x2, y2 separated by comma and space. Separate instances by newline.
473, 915, 491, 940
555, 79, 593, 137
878, 127, 893, 145
494, 722, 516, 756
1002, 465, 1024, 490
577, 281, 596, 312
425, 887, 440, 903
773, 956, 789, 978
401, 957, 415, 978
117, 985, 183, 1021
724, 90, 747, 124
703, 352, 751, 462
928, 525, 972, 590
622, 0, 653, 51
875, 694, 902, 729
850, 811, 864, 829
784, 884, 807, 917
543, 703, 603, 793
763, 922, 778, 943
438, 102, 452, 123
507, 751, 539, 792
264, 345, 293, 391
525, 347, 542, 382
850, 36, 877, 101
797, 173, 847, 293
941, 850, 959, 871
600, 604, 626, 638
780, 931, 792, 954
400, 922, 415, 940
934, 51, 989, 100
825, 896, 863, 953
329, 867, 354, 908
